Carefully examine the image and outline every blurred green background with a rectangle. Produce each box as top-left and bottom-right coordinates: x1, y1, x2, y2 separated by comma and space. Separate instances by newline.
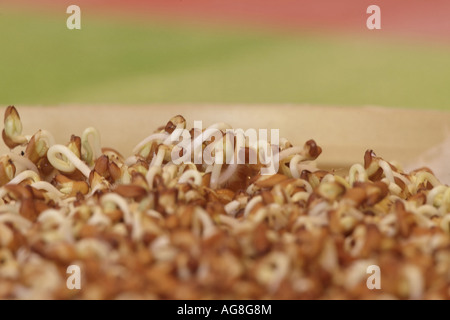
1, 2, 449, 110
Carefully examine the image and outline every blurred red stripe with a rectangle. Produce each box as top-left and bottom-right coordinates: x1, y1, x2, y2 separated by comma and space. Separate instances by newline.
5, 0, 450, 41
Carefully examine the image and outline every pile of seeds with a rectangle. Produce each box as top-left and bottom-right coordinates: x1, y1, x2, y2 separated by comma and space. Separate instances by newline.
0, 106, 449, 299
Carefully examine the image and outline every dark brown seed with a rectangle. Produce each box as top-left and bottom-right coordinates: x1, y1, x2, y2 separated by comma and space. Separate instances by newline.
94, 155, 109, 176
109, 161, 122, 182
255, 174, 288, 188
114, 184, 147, 199
305, 139, 322, 159
343, 187, 366, 207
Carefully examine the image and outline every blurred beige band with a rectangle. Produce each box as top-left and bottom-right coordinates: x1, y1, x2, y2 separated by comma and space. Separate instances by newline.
2, 105, 449, 183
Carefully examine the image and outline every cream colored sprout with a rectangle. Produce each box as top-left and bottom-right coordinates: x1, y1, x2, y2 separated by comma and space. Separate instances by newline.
81, 127, 102, 166
47, 144, 91, 178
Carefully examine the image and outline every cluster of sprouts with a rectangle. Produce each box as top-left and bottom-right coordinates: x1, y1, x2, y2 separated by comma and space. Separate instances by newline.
0, 106, 449, 299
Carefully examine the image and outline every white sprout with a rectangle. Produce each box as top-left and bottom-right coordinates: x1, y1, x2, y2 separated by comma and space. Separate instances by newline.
162, 164, 178, 185
120, 166, 132, 184
381, 178, 402, 196
321, 174, 335, 183
194, 207, 216, 238
224, 200, 241, 216
31, 181, 65, 198
87, 206, 111, 227
35, 129, 55, 148
291, 191, 309, 203
151, 146, 166, 167
249, 203, 270, 226
87, 176, 110, 197
81, 127, 102, 166
150, 235, 177, 262
47, 144, 91, 178
308, 200, 330, 218
392, 171, 411, 186
145, 209, 163, 219
101, 193, 133, 225
124, 155, 139, 167
131, 210, 143, 241
348, 163, 368, 185
443, 188, 450, 212
6, 153, 38, 173
378, 160, 395, 184
414, 172, 441, 190
178, 169, 202, 186
75, 238, 111, 260
7, 170, 40, 185
440, 214, 450, 233
245, 183, 258, 196
132, 133, 169, 155
38, 209, 74, 243
210, 153, 223, 190
334, 175, 350, 189
145, 166, 161, 189
415, 204, 440, 218
344, 225, 366, 257
293, 214, 329, 231
426, 185, 447, 206
217, 163, 237, 185
289, 178, 313, 194
256, 252, 290, 293
217, 214, 241, 229
37, 209, 65, 225
289, 154, 304, 178
244, 195, 263, 217
379, 213, 398, 237
278, 146, 304, 162
217, 132, 243, 185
